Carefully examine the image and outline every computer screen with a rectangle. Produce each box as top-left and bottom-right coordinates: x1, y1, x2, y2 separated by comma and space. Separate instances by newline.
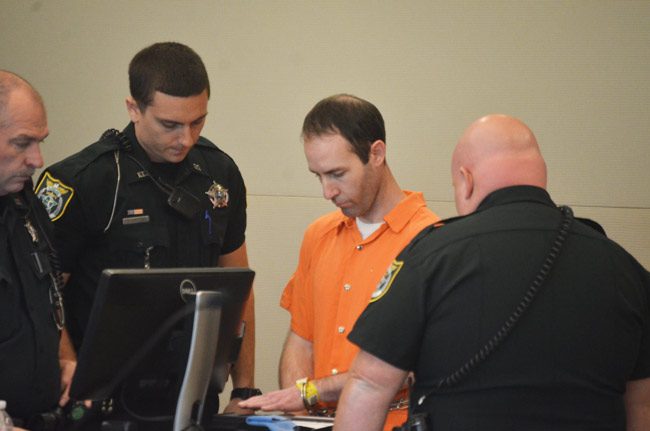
69, 267, 254, 418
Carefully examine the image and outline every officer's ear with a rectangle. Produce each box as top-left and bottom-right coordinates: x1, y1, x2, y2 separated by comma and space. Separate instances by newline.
459, 166, 474, 200
125, 97, 143, 123
453, 165, 475, 216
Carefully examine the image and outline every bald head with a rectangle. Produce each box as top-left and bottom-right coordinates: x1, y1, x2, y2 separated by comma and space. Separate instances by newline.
451, 115, 547, 215
0, 70, 48, 196
0, 70, 44, 129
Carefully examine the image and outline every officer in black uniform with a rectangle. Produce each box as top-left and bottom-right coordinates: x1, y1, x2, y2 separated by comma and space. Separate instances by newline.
35, 43, 258, 427
0, 71, 72, 426
36, 121, 247, 354
334, 115, 650, 431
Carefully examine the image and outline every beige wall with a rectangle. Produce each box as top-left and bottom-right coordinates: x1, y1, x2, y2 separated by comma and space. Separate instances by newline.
2, 0, 649, 396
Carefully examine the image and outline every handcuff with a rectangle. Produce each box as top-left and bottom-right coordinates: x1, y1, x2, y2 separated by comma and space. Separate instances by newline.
295, 377, 319, 410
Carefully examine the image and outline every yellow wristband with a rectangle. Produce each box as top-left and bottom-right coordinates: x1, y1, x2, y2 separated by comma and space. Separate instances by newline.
295, 377, 319, 408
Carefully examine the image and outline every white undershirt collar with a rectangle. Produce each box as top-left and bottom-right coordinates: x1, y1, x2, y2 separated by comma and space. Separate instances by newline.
356, 218, 385, 240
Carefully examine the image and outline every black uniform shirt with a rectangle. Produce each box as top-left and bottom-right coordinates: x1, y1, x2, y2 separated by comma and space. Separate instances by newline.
37, 123, 247, 350
349, 186, 650, 430
0, 192, 60, 420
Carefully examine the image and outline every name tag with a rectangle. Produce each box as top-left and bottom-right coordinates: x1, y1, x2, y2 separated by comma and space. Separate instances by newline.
122, 215, 150, 225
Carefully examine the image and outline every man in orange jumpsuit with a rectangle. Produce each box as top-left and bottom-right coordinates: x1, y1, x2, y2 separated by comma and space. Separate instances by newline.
240, 94, 439, 430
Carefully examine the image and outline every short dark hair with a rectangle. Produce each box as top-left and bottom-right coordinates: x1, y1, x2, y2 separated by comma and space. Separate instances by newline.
302, 94, 386, 164
128, 42, 210, 110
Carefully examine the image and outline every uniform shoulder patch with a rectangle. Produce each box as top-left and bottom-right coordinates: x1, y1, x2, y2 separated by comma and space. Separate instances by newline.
370, 260, 404, 303
35, 172, 75, 221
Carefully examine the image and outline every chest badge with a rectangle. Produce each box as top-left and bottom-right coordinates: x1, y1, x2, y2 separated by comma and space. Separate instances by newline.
205, 181, 229, 209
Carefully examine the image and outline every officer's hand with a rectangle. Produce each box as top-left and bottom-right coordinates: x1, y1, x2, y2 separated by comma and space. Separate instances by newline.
59, 358, 76, 406
222, 398, 255, 415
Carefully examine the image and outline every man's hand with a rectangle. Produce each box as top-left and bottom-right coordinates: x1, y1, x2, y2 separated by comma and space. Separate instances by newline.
59, 358, 76, 406
625, 376, 650, 431
238, 387, 305, 414
222, 398, 255, 415
58, 322, 77, 407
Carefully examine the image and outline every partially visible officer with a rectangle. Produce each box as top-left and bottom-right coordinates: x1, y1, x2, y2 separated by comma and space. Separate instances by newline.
335, 115, 650, 430
0, 70, 77, 428
35, 42, 256, 425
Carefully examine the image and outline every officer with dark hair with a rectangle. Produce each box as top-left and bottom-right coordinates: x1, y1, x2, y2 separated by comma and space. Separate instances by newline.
0, 70, 75, 429
36, 42, 257, 428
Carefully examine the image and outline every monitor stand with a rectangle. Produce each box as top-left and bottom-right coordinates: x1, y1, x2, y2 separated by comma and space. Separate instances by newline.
174, 290, 225, 431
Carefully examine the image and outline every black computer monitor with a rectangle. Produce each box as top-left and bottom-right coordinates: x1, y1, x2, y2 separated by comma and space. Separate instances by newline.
69, 267, 254, 427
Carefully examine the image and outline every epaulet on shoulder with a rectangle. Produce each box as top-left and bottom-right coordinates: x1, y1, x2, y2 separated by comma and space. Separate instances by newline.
405, 214, 465, 251
431, 214, 466, 229
52, 133, 120, 173
576, 217, 607, 237
195, 136, 219, 150
194, 136, 237, 163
